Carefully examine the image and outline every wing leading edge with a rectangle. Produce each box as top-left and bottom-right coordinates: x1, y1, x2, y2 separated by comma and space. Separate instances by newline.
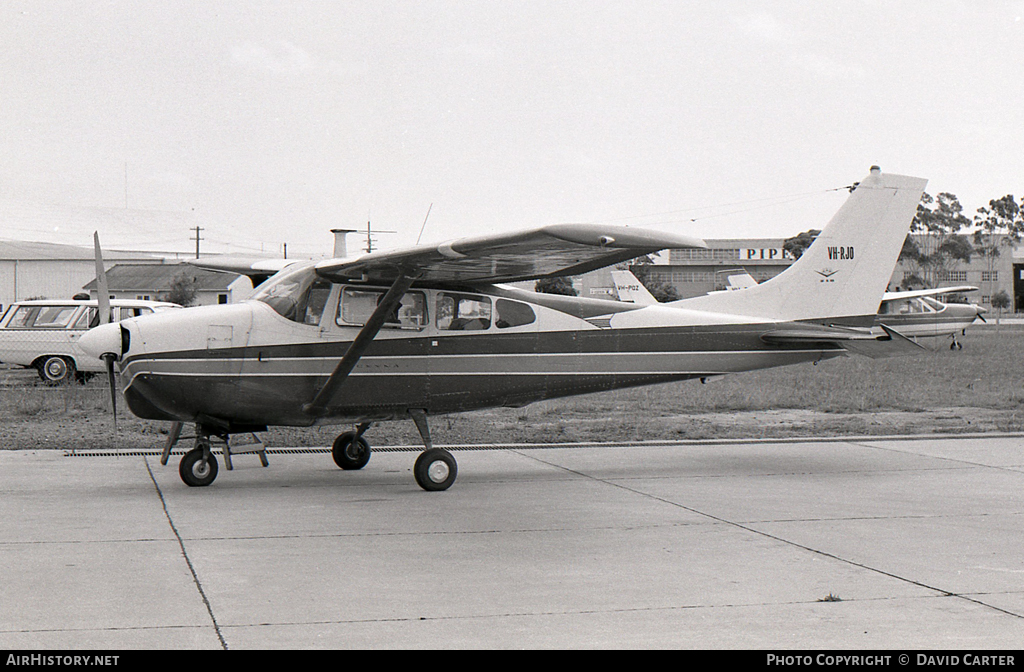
313, 224, 707, 286
882, 285, 978, 301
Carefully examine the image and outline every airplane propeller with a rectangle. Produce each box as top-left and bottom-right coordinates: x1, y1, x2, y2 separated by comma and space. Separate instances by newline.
93, 232, 118, 429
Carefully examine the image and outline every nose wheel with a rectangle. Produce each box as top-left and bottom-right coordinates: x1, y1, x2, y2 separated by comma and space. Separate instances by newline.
180, 445, 219, 487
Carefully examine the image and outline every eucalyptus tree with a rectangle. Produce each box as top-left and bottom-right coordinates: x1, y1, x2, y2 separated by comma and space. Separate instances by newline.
972, 194, 1023, 300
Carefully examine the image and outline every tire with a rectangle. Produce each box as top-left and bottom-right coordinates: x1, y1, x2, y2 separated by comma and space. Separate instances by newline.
332, 431, 371, 470
414, 448, 457, 491
37, 356, 75, 384
180, 447, 219, 487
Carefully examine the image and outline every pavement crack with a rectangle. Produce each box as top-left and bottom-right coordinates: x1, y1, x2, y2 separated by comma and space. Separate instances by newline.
144, 456, 228, 650
515, 451, 1024, 621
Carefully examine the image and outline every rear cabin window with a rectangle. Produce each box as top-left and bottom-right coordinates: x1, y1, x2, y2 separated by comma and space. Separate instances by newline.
436, 293, 491, 331
337, 288, 427, 330
495, 299, 536, 328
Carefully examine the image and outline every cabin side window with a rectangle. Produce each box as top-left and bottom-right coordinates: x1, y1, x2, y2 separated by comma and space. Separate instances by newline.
495, 299, 535, 328
337, 288, 427, 330
436, 293, 491, 331
897, 298, 932, 314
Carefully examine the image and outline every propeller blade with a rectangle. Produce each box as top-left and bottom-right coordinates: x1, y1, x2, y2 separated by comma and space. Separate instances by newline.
94, 232, 111, 325
977, 312, 987, 323
102, 353, 118, 430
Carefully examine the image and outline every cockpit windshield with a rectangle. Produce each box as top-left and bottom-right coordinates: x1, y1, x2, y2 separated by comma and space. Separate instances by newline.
250, 263, 331, 325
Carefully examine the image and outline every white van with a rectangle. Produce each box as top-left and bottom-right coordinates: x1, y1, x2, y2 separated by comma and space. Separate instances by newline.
0, 299, 182, 383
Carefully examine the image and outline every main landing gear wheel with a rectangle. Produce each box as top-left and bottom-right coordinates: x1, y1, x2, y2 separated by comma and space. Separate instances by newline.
180, 447, 219, 487
332, 431, 371, 470
414, 448, 457, 491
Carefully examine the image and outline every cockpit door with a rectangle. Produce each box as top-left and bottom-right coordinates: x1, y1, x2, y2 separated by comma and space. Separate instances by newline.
318, 284, 430, 412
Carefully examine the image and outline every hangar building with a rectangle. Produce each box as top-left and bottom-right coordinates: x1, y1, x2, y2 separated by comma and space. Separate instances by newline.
0, 240, 166, 315
82, 263, 252, 306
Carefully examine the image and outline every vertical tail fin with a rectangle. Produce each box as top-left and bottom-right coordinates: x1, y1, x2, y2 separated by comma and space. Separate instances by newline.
672, 167, 927, 324
611, 270, 658, 305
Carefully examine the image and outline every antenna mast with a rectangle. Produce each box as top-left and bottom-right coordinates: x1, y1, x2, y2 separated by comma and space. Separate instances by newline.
361, 220, 396, 253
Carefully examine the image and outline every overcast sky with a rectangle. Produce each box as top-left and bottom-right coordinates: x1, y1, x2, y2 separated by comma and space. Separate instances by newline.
2, 1, 1022, 257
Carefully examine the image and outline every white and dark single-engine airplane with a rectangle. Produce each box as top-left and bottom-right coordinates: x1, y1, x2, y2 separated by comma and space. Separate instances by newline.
875, 286, 986, 349
80, 167, 926, 491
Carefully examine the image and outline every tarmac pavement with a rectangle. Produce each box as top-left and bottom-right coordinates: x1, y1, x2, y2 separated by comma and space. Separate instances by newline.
1, 435, 1023, 650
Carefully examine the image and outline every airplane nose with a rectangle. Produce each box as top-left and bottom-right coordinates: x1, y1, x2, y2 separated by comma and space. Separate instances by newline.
79, 322, 124, 360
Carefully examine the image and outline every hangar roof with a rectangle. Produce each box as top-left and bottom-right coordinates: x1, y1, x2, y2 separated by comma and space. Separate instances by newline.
0, 239, 162, 262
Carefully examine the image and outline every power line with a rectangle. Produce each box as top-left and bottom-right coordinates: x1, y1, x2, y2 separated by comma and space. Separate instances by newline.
593, 184, 854, 226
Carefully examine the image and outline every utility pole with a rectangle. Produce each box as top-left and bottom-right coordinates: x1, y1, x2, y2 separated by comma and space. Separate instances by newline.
191, 226, 204, 259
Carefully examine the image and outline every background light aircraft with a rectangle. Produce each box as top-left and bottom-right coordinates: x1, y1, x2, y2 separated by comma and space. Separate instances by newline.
621, 266, 987, 350
876, 285, 986, 349
610, 270, 659, 305
80, 167, 926, 492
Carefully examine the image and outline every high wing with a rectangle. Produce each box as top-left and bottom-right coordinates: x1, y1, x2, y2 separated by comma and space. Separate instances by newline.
314, 224, 707, 286
882, 285, 978, 301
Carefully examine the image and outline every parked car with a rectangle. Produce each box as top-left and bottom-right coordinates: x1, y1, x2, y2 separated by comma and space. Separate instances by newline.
0, 299, 182, 383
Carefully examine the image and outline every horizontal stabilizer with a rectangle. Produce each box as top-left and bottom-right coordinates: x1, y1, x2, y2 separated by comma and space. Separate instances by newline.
840, 325, 926, 359
761, 323, 925, 359
760, 325, 877, 344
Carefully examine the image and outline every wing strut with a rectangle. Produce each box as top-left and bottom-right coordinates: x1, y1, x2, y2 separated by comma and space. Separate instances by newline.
303, 273, 417, 418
